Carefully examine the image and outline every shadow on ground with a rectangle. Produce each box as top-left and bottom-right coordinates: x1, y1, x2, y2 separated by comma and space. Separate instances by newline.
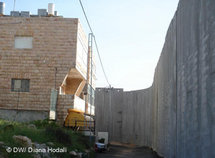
96, 143, 163, 158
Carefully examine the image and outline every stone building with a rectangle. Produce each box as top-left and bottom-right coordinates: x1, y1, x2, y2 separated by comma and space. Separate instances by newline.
0, 7, 96, 123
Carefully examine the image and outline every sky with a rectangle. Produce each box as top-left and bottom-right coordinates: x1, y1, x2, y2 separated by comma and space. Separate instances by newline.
2, 0, 179, 91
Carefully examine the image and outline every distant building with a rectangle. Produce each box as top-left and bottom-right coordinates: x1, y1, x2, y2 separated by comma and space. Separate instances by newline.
0, 5, 96, 124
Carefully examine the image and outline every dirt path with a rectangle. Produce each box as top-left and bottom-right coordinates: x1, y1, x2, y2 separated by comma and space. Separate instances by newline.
96, 144, 163, 158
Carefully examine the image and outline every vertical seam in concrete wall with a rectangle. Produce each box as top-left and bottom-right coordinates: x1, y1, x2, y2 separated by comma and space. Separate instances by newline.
175, 9, 178, 158
196, 1, 201, 157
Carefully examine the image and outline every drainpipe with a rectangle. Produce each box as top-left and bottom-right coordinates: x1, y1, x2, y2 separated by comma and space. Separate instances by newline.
55, 67, 57, 90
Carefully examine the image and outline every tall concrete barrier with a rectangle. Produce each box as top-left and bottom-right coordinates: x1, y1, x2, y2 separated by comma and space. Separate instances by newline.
95, 0, 215, 158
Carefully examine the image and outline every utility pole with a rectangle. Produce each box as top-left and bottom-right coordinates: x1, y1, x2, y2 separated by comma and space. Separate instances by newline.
85, 33, 93, 115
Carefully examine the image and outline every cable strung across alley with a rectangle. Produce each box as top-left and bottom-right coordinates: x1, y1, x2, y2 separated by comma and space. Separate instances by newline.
78, 0, 111, 87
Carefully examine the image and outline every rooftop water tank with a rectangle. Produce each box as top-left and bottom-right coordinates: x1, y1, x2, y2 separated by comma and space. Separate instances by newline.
54, 11, 58, 16
0, 2, 5, 15
10, 11, 19, 17
38, 9, 47, 16
21, 11, 30, 17
48, 3, 55, 15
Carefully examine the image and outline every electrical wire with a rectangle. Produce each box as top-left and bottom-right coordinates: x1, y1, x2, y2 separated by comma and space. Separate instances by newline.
94, 37, 111, 87
78, 0, 111, 87
78, 0, 93, 33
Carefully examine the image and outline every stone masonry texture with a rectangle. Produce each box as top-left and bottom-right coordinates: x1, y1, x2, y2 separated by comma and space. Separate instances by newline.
95, 0, 215, 158
0, 17, 88, 123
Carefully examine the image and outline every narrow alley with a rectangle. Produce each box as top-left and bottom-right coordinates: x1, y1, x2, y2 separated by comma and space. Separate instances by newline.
96, 144, 162, 158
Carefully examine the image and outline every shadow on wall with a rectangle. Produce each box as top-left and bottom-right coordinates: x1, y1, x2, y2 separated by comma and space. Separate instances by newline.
0, 109, 48, 122
95, 0, 215, 158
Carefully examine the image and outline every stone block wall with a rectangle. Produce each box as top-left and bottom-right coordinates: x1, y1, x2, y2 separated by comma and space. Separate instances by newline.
0, 17, 88, 123
57, 94, 74, 124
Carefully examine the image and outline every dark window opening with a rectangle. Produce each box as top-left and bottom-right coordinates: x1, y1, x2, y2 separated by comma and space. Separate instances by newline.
11, 79, 30, 92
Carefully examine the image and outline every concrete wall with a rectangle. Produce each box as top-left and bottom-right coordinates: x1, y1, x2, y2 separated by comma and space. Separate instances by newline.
96, 88, 124, 142
95, 0, 215, 158
0, 109, 48, 122
176, 1, 215, 158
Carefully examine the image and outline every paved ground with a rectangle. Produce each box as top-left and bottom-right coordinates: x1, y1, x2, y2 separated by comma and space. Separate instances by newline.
96, 144, 163, 158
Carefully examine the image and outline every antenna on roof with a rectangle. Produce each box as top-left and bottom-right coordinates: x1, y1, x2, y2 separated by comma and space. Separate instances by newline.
13, 0, 16, 11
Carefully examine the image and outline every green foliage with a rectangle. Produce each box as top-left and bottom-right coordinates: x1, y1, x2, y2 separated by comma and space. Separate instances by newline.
0, 119, 94, 158
45, 126, 72, 144
29, 119, 59, 129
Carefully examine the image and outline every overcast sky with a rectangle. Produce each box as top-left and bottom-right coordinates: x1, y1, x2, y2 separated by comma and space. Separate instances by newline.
3, 0, 179, 91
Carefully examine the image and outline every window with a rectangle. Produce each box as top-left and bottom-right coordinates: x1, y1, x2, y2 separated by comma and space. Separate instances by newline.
14, 37, 33, 49
11, 79, 30, 92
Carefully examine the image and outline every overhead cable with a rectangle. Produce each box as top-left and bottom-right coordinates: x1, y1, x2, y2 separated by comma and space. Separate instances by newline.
78, 0, 111, 87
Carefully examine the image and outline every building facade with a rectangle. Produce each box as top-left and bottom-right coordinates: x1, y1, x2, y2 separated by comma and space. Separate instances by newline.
0, 12, 96, 123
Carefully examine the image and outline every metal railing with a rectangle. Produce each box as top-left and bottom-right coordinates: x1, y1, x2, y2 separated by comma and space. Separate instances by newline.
65, 119, 95, 135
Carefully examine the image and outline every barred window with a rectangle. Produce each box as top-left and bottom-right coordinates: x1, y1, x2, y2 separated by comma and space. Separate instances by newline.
11, 79, 30, 92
